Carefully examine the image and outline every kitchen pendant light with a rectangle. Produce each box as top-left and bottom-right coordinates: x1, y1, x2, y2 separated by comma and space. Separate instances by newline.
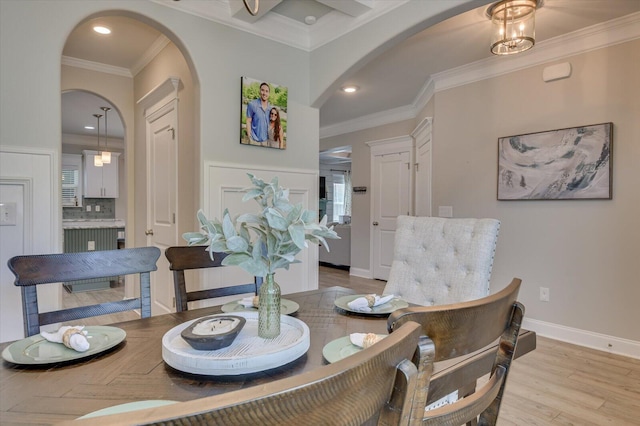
100, 106, 112, 164
93, 114, 103, 167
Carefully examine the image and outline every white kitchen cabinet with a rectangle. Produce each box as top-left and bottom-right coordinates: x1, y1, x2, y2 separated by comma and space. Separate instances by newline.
83, 150, 120, 198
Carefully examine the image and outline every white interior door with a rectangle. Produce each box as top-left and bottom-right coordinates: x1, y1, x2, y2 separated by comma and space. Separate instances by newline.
146, 100, 178, 315
371, 146, 411, 281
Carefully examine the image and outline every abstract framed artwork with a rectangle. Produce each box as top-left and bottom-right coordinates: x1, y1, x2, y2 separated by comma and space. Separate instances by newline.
240, 76, 288, 150
497, 122, 613, 200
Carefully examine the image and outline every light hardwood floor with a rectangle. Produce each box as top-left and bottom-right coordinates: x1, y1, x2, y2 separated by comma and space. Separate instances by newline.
63, 266, 640, 425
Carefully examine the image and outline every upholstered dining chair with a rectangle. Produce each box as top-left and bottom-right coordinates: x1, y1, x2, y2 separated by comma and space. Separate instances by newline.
8, 247, 161, 337
387, 278, 525, 425
165, 245, 263, 312
65, 321, 424, 426
383, 216, 500, 307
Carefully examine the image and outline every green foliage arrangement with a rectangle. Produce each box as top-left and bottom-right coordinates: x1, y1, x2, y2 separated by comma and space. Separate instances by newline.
183, 174, 339, 277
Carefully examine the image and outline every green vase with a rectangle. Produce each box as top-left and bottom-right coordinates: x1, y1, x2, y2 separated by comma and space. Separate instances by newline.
258, 273, 281, 338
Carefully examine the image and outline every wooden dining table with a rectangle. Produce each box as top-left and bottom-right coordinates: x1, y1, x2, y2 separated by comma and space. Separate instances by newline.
0, 286, 536, 425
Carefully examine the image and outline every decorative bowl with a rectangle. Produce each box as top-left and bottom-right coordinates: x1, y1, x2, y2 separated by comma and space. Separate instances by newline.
180, 315, 245, 351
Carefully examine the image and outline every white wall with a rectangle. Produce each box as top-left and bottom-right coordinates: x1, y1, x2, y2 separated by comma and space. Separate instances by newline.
0, 148, 59, 342
432, 40, 640, 346
321, 40, 640, 356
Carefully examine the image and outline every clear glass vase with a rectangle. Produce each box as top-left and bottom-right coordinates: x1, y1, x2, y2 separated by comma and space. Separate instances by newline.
258, 273, 281, 338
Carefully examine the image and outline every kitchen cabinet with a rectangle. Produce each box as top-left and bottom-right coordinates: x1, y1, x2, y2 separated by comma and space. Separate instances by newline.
83, 150, 120, 198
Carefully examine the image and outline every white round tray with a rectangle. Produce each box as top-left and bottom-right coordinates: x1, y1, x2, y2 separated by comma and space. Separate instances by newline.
162, 312, 310, 375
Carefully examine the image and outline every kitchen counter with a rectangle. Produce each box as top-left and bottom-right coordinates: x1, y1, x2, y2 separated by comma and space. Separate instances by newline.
63, 219, 125, 229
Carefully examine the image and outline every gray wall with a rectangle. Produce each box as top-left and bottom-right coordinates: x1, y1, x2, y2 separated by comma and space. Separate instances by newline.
321, 40, 640, 346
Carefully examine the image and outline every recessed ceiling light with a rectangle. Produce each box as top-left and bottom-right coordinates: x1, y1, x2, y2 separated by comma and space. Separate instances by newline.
84, 126, 95, 130
93, 26, 111, 35
341, 86, 359, 93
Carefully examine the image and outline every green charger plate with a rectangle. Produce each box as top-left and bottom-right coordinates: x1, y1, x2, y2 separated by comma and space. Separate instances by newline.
1, 326, 126, 365
221, 298, 299, 315
78, 400, 177, 419
322, 334, 387, 363
334, 294, 408, 315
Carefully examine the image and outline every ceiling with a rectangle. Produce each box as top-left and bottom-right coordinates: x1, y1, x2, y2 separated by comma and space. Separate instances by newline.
61, 0, 640, 140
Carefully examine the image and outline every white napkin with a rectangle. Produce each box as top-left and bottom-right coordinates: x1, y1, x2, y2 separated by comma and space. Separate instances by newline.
41, 326, 90, 352
350, 333, 386, 349
347, 294, 395, 312
239, 296, 258, 308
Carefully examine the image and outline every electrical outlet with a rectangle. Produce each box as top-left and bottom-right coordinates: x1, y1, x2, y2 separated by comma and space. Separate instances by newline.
95, 205, 100, 212
539, 287, 550, 302
86, 205, 92, 212
88, 241, 95, 251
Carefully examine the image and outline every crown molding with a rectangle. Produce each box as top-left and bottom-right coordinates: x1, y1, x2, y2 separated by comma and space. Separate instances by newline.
61, 56, 132, 78
131, 34, 170, 77
432, 11, 640, 92
150, 0, 408, 52
320, 103, 415, 139
320, 12, 640, 139
62, 133, 124, 150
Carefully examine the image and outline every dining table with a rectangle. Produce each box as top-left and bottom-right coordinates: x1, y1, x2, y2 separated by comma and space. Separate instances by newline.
0, 286, 536, 425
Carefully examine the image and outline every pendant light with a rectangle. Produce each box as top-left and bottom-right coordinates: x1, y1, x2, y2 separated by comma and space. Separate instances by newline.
93, 114, 103, 167
488, 0, 538, 56
100, 106, 112, 164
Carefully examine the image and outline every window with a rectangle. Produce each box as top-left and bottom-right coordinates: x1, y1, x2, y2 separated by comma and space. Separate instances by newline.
332, 174, 345, 222
62, 154, 82, 207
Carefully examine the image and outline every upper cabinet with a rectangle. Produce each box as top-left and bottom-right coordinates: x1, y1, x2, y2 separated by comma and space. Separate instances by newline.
83, 150, 120, 198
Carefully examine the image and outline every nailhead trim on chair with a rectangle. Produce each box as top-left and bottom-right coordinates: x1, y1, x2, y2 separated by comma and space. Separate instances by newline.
384, 216, 500, 306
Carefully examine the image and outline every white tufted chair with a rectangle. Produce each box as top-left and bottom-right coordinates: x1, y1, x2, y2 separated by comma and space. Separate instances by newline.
383, 216, 500, 307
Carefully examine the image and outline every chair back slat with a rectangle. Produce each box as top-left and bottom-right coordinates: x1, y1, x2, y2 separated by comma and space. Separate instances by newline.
388, 278, 521, 361
9, 247, 160, 285
388, 278, 525, 425
65, 321, 424, 426
8, 247, 161, 337
165, 246, 262, 312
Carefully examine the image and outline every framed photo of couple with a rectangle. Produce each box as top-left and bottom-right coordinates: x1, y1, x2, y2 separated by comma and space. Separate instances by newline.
240, 76, 288, 150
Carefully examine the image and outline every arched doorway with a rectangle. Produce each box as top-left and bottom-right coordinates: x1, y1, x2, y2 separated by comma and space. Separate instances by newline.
61, 12, 200, 317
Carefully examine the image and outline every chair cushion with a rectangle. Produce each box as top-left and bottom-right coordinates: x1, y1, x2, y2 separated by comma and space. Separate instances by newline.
384, 216, 500, 306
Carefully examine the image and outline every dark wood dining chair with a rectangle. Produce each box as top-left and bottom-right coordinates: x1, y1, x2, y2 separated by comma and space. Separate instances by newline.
65, 320, 423, 426
165, 245, 263, 312
387, 278, 525, 425
8, 247, 161, 337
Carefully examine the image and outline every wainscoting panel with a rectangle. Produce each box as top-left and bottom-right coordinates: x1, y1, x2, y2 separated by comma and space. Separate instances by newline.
204, 163, 319, 297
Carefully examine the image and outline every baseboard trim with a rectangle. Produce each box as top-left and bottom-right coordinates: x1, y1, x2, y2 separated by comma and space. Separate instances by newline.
319, 262, 350, 271
523, 318, 640, 360
349, 267, 372, 279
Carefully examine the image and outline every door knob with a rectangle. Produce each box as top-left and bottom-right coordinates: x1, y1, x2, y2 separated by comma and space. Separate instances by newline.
373, 222, 379, 226
145, 229, 154, 236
